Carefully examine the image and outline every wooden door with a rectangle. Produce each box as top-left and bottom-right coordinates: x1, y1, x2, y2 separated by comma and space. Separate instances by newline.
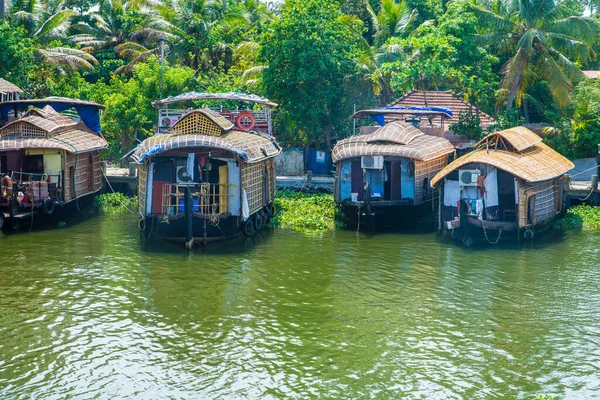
390, 161, 401, 200
219, 164, 228, 214
350, 160, 364, 201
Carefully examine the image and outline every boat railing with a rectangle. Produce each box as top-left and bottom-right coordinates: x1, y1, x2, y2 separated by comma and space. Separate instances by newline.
161, 183, 231, 216
2, 172, 62, 203
157, 107, 271, 134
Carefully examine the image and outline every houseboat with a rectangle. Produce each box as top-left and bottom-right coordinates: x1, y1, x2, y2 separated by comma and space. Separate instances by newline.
130, 92, 280, 249
332, 120, 455, 228
0, 98, 107, 230
431, 127, 574, 246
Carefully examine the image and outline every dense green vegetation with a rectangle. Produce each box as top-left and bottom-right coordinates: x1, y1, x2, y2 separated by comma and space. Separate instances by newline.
554, 205, 600, 230
2, 0, 600, 158
95, 192, 138, 212
269, 190, 343, 231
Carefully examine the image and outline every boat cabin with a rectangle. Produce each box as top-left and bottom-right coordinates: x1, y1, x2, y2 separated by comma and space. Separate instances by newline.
431, 127, 574, 245
0, 99, 107, 230
332, 121, 455, 226
132, 100, 280, 249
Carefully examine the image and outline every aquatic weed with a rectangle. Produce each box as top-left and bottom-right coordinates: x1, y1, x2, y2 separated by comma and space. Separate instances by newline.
95, 193, 138, 213
269, 190, 343, 231
553, 205, 600, 231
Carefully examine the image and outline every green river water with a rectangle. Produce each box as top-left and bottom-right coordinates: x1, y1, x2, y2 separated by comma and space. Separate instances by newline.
0, 214, 599, 399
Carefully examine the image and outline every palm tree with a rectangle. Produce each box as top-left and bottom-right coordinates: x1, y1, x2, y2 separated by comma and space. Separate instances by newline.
472, 0, 597, 109
150, 0, 248, 71
10, 0, 97, 72
372, 0, 417, 46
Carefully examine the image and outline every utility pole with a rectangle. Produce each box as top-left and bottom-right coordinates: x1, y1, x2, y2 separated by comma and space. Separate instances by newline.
160, 34, 165, 99
1, 0, 5, 23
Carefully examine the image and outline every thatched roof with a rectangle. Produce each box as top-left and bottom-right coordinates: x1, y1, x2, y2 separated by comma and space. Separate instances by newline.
170, 108, 234, 133
332, 121, 455, 163
475, 126, 541, 151
0, 79, 22, 94
431, 127, 574, 185
0, 105, 107, 153
0, 106, 78, 136
131, 131, 280, 163
0, 127, 107, 154
390, 90, 496, 127
153, 92, 277, 108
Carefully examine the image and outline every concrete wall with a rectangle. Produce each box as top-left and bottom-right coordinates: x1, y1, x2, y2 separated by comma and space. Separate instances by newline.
275, 148, 305, 176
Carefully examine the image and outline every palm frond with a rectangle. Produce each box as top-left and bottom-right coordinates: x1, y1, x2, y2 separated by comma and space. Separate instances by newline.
470, 6, 516, 33
33, 9, 76, 43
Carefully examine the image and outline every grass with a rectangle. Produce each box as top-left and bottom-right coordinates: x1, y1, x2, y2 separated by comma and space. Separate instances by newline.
95, 192, 138, 213
553, 205, 600, 230
269, 190, 343, 231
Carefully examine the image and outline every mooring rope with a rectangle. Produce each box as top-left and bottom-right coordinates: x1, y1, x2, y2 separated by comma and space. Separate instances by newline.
100, 167, 139, 216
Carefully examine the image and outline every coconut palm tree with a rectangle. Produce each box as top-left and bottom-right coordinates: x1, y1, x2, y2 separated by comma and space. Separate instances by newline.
10, 0, 97, 71
150, 0, 248, 71
472, 0, 597, 109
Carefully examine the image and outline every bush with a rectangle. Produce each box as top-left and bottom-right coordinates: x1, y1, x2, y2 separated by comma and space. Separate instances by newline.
270, 190, 343, 231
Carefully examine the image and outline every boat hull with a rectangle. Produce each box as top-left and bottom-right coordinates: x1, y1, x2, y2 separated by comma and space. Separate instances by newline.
443, 216, 554, 247
341, 200, 435, 231
0, 190, 99, 231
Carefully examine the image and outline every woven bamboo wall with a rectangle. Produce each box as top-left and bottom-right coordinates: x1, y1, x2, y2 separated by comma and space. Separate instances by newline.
169, 113, 223, 136
138, 164, 148, 216
241, 161, 271, 214
517, 179, 557, 228
64, 151, 102, 202
414, 155, 448, 205
0, 122, 47, 139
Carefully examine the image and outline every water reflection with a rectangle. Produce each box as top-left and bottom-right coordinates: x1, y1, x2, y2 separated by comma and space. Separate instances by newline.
0, 215, 599, 398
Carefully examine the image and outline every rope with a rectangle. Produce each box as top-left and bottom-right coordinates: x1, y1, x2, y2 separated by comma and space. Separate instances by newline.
482, 223, 502, 245
100, 167, 139, 216
355, 205, 361, 237
569, 164, 600, 179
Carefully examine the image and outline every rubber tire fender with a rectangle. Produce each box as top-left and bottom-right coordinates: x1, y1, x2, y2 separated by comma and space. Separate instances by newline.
242, 218, 254, 236
42, 198, 55, 215
138, 218, 146, 232
254, 212, 264, 231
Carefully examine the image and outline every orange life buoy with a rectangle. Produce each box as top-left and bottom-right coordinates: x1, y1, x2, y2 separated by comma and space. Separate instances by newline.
221, 109, 235, 123
1, 176, 12, 199
236, 111, 255, 132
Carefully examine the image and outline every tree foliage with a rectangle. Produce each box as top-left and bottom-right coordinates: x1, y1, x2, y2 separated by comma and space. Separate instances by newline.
260, 0, 357, 148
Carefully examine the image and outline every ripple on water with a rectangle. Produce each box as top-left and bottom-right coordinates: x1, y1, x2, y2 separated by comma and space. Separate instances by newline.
0, 216, 600, 398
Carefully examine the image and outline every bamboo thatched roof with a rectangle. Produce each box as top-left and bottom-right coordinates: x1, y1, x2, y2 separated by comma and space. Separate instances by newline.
0, 79, 23, 94
0, 105, 107, 153
2, 106, 79, 136
431, 127, 574, 185
475, 126, 541, 151
131, 131, 280, 163
170, 108, 234, 133
332, 121, 455, 163
0, 127, 107, 154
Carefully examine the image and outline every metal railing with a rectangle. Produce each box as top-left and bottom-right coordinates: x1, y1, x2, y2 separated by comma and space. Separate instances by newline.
157, 107, 271, 134
1, 172, 62, 204
161, 183, 231, 216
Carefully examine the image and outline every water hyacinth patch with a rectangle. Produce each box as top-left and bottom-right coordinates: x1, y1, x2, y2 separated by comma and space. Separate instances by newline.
95, 193, 139, 213
269, 190, 343, 231
554, 205, 600, 230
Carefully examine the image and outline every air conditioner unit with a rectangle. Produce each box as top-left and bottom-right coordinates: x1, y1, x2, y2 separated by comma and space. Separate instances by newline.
361, 155, 383, 169
176, 166, 193, 184
160, 117, 180, 129
458, 169, 480, 187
